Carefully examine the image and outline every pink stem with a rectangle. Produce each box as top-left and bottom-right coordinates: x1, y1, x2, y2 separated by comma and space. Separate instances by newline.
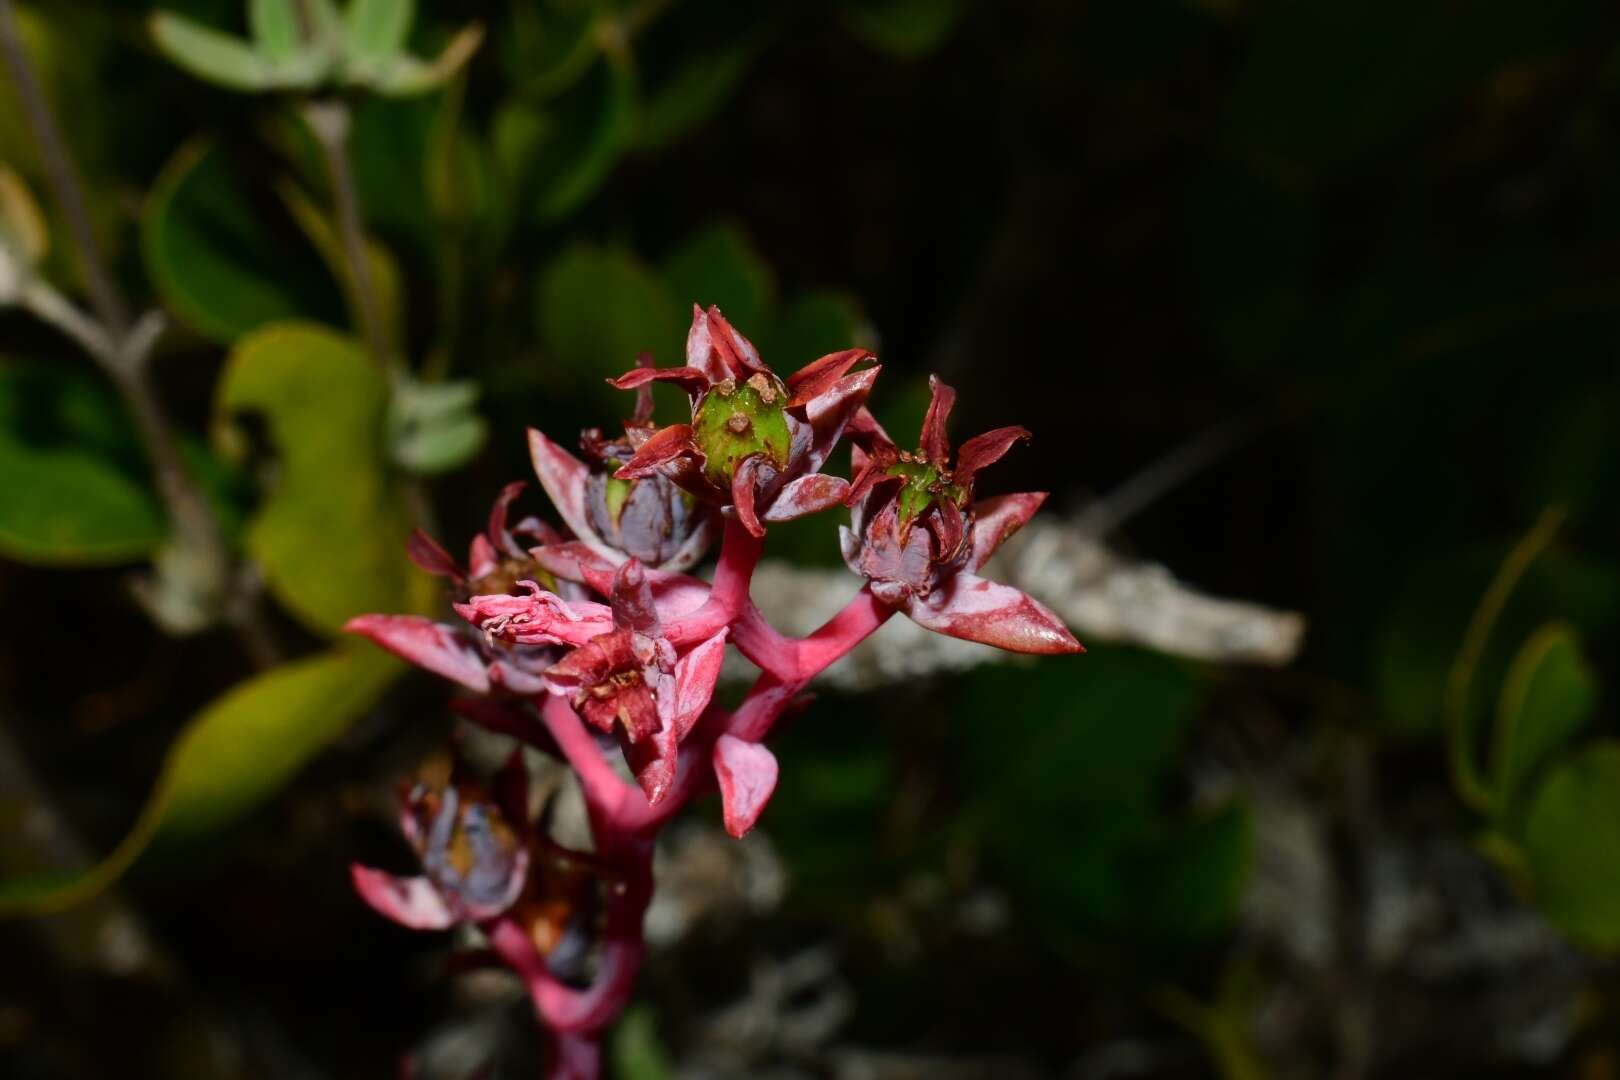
540, 694, 637, 825
549, 1032, 601, 1079
664, 517, 762, 647
489, 916, 646, 1035
727, 587, 892, 742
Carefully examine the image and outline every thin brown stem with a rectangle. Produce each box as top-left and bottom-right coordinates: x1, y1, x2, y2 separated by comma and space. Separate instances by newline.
0, 0, 126, 337
303, 98, 392, 375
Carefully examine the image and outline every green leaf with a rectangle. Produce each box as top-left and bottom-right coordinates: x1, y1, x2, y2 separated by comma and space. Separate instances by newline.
1491, 623, 1598, 820
504, 0, 599, 100
388, 378, 488, 475
837, 0, 967, 59
610, 1005, 674, 1080
536, 244, 682, 408
143, 139, 342, 344
367, 23, 484, 97
1524, 741, 1620, 948
636, 34, 760, 153
1131, 800, 1253, 944
249, 0, 302, 62
662, 222, 776, 336
0, 362, 165, 565
345, 0, 414, 66
498, 55, 637, 224
763, 289, 868, 366
0, 644, 401, 916
215, 323, 427, 635
275, 176, 405, 357
149, 12, 276, 91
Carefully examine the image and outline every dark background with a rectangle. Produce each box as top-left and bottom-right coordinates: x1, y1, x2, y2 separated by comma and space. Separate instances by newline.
4, 1, 1620, 1077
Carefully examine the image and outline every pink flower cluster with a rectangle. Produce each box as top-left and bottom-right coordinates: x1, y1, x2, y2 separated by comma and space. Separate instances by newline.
346, 306, 1081, 1078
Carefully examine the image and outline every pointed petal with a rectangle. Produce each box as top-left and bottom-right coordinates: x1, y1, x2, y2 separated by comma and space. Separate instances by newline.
845, 445, 901, 507
486, 481, 530, 557
534, 542, 711, 620
730, 454, 766, 537
954, 425, 1031, 486
786, 348, 872, 407
610, 560, 660, 634
488, 658, 550, 695
705, 305, 767, 377
632, 351, 656, 421
714, 735, 779, 838
764, 473, 850, 522
838, 523, 862, 571
920, 375, 956, 463
527, 428, 604, 549
905, 572, 1081, 655
845, 405, 891, 450
800, 365, 881, 476
671, 629, 728, 740
966, 492, 1047, 572
350, 866, 456, 930
406, 528, 461, 579
346, 614, 491, 692
467, 534, 499, 581
613, 424, 695, 481
684, 303, 723, 382
607, 364, 708, 398
626, 718, 679, 805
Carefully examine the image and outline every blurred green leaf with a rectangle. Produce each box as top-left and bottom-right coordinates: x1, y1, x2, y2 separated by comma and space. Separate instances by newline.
345, 0, 414, 67
536, 244, 682, 404
499, 55, 637, 224
0, 362, 165, 565
1490, 623, 1597, 820
215, 323, 427, 635
610, 1005, 673, 1080
662, 221, 775, 335
143, 139, 342, 344
367, 24, 484, 97
1524, 741, 1620, 948
276, 177, 405, 356
0, 644, 400, 916
502, 0, 599, 100
958, 648, 1203, 932
837, 0, 967, 59
1131, 800, 1252, 944
763, 289, 868, 368
388, 378, 488, 475
149, 12, 276, 91
636, 33, 760, 153
249, 0, 302, 62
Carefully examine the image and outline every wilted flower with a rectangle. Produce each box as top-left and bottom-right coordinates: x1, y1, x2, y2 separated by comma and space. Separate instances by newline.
347, 484, 569, 695
351, 752, 533, 929
530, 354, 719, 571
603, 305, 879, 537
841, 376, 1081, 655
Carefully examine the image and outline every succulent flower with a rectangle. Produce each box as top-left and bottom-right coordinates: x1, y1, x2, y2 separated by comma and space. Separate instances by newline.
603, 305, 879, 537
841, 376, 1082, 655
462, 561, 729, 803
346, 483, 569, 695
351, 752, 533, 929
529, 355, 719, 571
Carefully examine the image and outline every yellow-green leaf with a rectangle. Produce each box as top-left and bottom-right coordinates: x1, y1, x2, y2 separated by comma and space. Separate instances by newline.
1524, 741, 1620, 948
1490, 622, 1597, 819
0, 644, 401, 916
215, 323, 428, 635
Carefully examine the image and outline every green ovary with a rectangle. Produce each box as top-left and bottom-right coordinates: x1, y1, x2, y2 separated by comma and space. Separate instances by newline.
693, 378, 793, 490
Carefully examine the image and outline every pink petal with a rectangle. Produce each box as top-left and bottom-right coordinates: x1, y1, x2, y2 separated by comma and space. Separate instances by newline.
350, 866, 456, 930
467, 534, 499, 581
534, 542, 711, 621
627, 715, 679, 805
731, 455, 766, 538
704, 305, 766, 377
765, 473, 850, 522
919, 375, 956, 463
487, 658, 549, 695
671, 628, 728, 740
800, 365, 880, 476
345, 614, 491, 692
905, 572, 1082, 655
607, 364, 709, 398
487, 481, 529, 557
966, 492, 1047, 572
455, 586, 615, 647
786, 348, 872, 407
714, 735, 779, 839
610, 560, 660, 634
527, 428, 604, 551
406, 528, 461, 579
613, 424, 695, 481
954, 425, 1031, 486
685, 303, 723, 382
